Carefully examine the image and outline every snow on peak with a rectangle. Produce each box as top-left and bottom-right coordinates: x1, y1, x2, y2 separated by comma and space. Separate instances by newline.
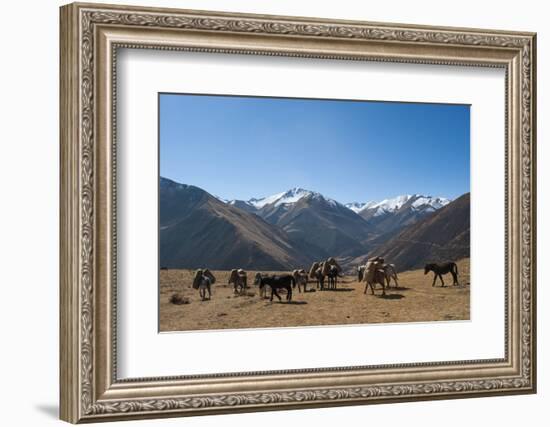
249, 188, 313, 208
373, 195, 414, 211
347, 194, 451, 215
225, 188, 451, 214
345, 202, 364, 213
243, 187, 343, 209
276, 188, 314, 206
410, 196, 450, 210
345, 201, 376, 213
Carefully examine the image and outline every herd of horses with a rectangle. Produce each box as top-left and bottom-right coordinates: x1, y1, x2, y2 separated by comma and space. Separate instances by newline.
190, 259, 460, 302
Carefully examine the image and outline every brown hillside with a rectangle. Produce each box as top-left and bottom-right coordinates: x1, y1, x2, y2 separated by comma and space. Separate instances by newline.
160, 178, 313, 270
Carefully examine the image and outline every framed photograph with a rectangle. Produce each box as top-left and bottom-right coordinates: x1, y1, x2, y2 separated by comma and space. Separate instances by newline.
60, 2, 537, 423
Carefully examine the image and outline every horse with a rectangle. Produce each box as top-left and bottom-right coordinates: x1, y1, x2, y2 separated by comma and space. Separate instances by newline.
358, 261, 399, 288
255, 274, 295, 302
383, 263, 399, 287
424, 262, 459, 287
326, 257, 342, 271
308, 261, 323, 289
309, 258, 342, 290
326, 264, 340, 290
192, 269, 216, 301
254, 272, 269, 299
314, 267, 326, 290
228, 268, 247, 294
360, 259, 387, 296
292, 269, 309, 293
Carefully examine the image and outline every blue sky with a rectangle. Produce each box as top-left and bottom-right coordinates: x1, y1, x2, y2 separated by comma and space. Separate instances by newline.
160, 93, 470, 203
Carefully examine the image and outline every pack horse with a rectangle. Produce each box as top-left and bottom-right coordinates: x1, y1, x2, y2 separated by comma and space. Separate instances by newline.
359, 258, 388, 296
192, 269, 216, 301
228, 268, 248, 294
308, 257, 342, 291
357, 257, 399, 291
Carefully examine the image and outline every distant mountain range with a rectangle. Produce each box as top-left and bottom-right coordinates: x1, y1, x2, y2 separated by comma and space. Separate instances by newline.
159, 177, 469, 271
345, 195, 450, 234
356, 193, 470, 271
345, 194, 449, 215
228, 190, 451, 240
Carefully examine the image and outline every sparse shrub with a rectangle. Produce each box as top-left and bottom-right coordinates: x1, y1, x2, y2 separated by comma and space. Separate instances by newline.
170, 293, 190, 305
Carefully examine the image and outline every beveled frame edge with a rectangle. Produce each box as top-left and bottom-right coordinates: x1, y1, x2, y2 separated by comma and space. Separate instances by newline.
59, 2, 536, 423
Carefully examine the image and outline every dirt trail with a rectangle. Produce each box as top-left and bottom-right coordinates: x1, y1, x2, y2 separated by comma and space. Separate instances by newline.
159, 259, 470, 332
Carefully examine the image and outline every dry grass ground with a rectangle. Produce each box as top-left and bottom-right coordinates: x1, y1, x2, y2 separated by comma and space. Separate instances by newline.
159, 259, 470, 332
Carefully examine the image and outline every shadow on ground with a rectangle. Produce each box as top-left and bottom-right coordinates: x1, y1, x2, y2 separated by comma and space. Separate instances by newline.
389, 286, 411, 291
277, 300, 308, 305
377, 293, 405, 300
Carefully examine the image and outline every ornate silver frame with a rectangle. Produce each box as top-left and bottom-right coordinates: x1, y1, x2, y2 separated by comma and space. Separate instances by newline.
60, 2, 537, 423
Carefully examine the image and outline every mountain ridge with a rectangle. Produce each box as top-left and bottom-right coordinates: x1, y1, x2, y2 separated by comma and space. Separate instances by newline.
159, 177, 468, 272
225, 186, 376, 258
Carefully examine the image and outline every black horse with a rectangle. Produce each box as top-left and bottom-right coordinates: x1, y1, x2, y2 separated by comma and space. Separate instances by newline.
424, 262, 459, 287
257, 274, 295, 302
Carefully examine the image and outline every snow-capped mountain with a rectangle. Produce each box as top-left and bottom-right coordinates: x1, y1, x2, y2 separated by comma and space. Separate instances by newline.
251, 188, 309, 208
350, 194, 452, 234
345, 201, 377, 213
410, 195, 450, 210
355, 194, 450, 218
227, 187, 373, 258
370, 194, 417, 215
347, 194, 450, 216
231, 189, 449, 218
225, 189, 452, 251
230, 187, 340, 211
